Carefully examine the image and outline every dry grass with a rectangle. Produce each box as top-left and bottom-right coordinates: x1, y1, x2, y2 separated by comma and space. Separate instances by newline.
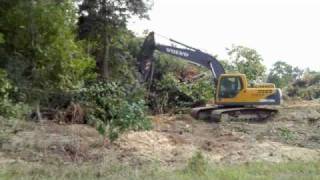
0, 160, 319, 180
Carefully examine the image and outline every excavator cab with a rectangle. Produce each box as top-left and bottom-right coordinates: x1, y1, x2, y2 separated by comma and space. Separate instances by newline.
216, 74, 282, 106
218, 75, 243, 99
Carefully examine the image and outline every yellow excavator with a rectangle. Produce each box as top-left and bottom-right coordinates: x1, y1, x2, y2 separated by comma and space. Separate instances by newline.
138, 32, 282, 121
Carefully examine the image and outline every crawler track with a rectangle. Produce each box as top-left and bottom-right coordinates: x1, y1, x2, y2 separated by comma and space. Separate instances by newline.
191, 106, 278, 122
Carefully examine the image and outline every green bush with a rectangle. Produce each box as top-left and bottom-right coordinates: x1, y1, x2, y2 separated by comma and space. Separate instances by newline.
149, 73, 186, 113
146, 53, 215, 114
0, 69, 29, 118
284, 71, 320, 100
77, 81, 151, 141
149, 73, 214, 114
278, 127, 295, 142
179, 76, 214, 104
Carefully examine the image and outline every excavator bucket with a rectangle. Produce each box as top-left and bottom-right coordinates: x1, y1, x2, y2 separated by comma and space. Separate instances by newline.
137, 32, 156, 82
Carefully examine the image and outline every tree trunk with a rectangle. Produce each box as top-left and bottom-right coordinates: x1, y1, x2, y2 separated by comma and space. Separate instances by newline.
100, 33, 110, 79
98, 0, 109, 79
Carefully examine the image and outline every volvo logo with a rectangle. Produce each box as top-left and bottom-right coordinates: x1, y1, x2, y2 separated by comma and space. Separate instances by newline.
166, 48, 189, 57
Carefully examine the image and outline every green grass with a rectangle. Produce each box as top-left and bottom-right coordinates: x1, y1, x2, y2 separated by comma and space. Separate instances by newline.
0, 161, 319, 180
278, 127, 296, 142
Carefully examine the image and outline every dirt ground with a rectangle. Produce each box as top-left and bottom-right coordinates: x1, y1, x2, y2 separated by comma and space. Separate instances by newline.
0, 100, 320, 167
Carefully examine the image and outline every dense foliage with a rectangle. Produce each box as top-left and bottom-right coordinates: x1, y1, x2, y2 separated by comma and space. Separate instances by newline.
77, 81, 151, 141
146, 54, 214, 113
0, 0, 96, 102
0, 69, 14, 116
266, 61, 320, 100
0, 69, 28, 118
267, 61, 303, 88
0, 0, 151, 140
285, 70, 320, 100
226, 45, 266, 81
77, 0, 151, 79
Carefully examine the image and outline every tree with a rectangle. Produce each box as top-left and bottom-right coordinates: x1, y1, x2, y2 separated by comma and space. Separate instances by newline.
0, 0, 95, 101
220, 60, 236, 73
267, 61, 294, 88
0, 0, 153, 134
292, 67, 304, 80
77, 0, 152, 79
267, 61, 304, 88
226, 45, 266, 81
302, 68, 320, 85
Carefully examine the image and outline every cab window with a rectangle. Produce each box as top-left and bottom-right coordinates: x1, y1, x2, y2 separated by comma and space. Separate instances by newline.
219, 77, 243, 98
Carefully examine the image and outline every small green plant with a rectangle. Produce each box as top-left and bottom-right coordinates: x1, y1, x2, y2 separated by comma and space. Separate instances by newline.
278, 127, 295, 142
184, 151, 208, 176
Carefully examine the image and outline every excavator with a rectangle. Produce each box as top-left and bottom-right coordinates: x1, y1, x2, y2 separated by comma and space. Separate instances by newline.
138, 32, 282, 121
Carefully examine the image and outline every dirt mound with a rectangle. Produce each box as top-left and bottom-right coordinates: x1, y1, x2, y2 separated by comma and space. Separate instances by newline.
114, 125, 320, 165
252, 141, 320, 162
114, 108, 320, 165
1, 122, 104, 163
211, 139, 320, 164
277, 102, 320, 122
115, 131, 196, 165
117, 131, 175, 158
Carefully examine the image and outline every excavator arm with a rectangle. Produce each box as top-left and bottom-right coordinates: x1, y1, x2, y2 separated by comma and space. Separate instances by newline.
138, 32, 225, 84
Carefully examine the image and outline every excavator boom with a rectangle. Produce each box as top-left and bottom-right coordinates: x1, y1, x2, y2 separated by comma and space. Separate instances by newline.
138, 32, 225, 84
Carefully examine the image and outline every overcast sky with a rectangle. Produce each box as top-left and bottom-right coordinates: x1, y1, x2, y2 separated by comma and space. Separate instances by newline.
128, 0, 320, 71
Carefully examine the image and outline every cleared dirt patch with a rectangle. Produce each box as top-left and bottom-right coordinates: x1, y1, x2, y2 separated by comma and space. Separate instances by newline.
113, 103, 320, 165
0, 101, 319, 167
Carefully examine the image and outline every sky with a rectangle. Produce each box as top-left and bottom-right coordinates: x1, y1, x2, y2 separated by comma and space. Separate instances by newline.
128, 0, 320, 71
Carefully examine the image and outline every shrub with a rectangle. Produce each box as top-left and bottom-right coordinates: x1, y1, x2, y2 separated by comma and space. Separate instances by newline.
278, 127, 295, 142
145, 53, 215, 113
185, 151, 208, 175
0, 69, 29, 118
149, 73, 190, 114
148, 73, 214, 114
284, 71, 320, 100
77, 80, 151, 141
179, 76, 214, 104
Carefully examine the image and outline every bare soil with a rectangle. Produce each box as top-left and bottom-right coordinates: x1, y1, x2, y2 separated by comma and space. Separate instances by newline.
0, 100, 320, 167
